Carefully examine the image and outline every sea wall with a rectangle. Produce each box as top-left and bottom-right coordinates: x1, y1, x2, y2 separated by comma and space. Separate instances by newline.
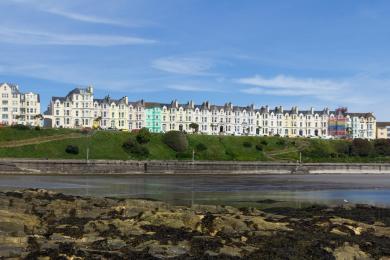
1, 159, 390, 174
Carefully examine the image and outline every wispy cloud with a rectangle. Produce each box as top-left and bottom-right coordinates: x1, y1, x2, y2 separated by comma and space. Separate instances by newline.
167, 84, 223, 92
43, 8, 129, 27
0, 27, 156, 46
152, 57, 214, 75
5, 0, 133, 27
236, 73, 390, 114
237, 74, 348, 101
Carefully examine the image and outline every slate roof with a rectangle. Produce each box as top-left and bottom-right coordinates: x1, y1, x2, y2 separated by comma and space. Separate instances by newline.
1, 82, 21, 94
346, 112, 376, 119
377, 122, 390, 127
94, 96, 128, 105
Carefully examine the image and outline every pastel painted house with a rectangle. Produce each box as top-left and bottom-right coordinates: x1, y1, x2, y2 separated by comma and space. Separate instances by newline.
145, 103, 162, 133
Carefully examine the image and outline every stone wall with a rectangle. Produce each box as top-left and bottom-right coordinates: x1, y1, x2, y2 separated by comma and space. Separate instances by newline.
1, 159, 390, 174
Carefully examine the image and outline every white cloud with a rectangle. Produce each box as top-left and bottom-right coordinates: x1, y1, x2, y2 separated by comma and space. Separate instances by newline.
237, 74, 349, 101
167, 84, 221, 92
236, 73, 390, 120
237, 74, 344, 92
43, 8, 129, 27
5, 0, 132, 27
152, 57, 213, 75
0, 27, 156, 46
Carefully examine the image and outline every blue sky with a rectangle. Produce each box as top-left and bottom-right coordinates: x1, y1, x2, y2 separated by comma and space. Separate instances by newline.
1, 0, 390, 120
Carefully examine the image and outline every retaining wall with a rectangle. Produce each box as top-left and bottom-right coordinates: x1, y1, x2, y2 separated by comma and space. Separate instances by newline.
1, 159, 390, 175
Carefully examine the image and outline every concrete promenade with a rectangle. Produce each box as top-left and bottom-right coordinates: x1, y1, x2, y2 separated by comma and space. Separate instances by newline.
1, 159, 390, 174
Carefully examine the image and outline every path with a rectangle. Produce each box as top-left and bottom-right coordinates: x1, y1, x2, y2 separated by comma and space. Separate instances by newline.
0, 133, 83, 148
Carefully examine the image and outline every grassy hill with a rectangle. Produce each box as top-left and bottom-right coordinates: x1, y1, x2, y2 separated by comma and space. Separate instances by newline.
0, 126, 390, 162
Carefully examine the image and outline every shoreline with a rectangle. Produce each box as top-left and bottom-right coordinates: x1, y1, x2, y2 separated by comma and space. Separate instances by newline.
2, 158, 390, 175
0, 189, 389, 259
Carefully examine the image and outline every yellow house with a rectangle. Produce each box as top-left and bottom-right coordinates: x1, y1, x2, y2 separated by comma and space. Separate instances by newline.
376, 122, 390, 139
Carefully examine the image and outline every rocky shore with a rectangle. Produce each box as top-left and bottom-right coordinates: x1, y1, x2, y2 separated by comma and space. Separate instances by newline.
0, 189, 389, 259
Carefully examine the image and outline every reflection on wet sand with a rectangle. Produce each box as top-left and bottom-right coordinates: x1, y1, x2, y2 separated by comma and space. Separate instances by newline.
0, 174, 390, 208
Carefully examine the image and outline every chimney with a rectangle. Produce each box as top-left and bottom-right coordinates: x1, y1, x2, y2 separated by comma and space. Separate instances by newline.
189, 100, 194, 109
87, 85, 94, 94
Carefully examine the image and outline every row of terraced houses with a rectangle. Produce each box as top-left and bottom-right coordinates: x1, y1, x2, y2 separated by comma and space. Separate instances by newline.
1, 83, 387, 140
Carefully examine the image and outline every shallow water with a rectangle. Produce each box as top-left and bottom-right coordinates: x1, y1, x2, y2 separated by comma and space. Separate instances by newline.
0, 174, 390, 208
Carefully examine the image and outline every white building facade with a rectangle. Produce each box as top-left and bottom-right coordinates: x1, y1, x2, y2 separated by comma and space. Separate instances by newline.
46, 87, 376, 139
0, 83, 41, 126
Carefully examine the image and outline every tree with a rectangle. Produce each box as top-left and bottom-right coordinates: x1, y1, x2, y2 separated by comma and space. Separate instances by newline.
351, 138, 373, 157
373, 139, 390, 156
93, 116, 102, 129
189, 123, 199, 133
136, 128, 151, 144
122, 137, 149, 157
33, 114, 44, 120
255, 143, 263, 151
162, 131, 188, 152
334, 141, 351, 156
195, 143, 207, 152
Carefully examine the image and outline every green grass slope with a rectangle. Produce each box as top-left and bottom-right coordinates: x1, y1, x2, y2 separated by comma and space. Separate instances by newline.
0, 127, 390, 162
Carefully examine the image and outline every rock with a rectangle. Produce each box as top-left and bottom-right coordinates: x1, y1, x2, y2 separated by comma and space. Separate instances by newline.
0, 209, 45, 235
219, 245, 242, 257
330, 217, 390, 237
107, 238, 127, 250
139, 210, 202, 230
1, 189, 389, 259
333, 243, 372, 260
211, 215, 250, 235
330, 227, 349, 236
249, 216, 292, 232
148, 243, 189, 258
0, 236, 27, 258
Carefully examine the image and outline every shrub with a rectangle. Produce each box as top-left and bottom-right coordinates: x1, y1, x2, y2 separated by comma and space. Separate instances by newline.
80, 127, 92, 135
122, 138, 149, 157
302, 141, 332, 158
276, 139, 287, 146
162, 131, 188, 152
260, 140, 268, 146
122, 138, 137, 151
34, 126, 41, 131
243, 141, 252, 148
255, 144, 263, 151
334, 141, 351, 156
351, 138, 373, 157
11, 124, 30, 130
136, 146, 150, 157
65, 145, 79, 155
136, 128, 151, 144
373, 139, 390, 156
176, 152, 192, 159
195, 143, 207, 152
